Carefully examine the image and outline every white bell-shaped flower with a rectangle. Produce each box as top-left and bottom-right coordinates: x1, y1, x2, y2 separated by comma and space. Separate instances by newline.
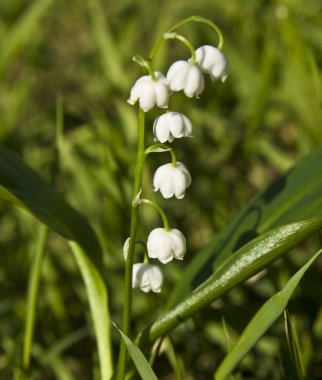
195, 45, 229, 82
147, 228, 186, 264
132, 263, 163, 293
128, 72, 169, 112
166, 60, 204, 98
153, 112, 193, 143
153, 162, 191, 199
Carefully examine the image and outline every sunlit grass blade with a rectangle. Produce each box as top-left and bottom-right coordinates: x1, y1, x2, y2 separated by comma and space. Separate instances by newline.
140, 218, 322, 344
214, 249, 322, 380
115, 325, 158, 380
0, 0, 53, 76
284, 310, 306, 380
70, 242, 113, 380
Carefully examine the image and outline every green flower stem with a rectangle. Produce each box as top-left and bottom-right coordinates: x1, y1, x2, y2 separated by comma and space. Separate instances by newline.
129, 240, 149, 262
23, 224, 48, 369
163, 32, 196, 63
149, 15, 224, 62
116, 108, 146, 380
170, 149, 177, 167
168, 15, 224, 50
140, 198, 170, 231
132, 54, 156, 80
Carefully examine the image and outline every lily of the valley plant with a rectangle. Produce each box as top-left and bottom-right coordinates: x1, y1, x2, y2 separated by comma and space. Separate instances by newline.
117, 15, 228, 380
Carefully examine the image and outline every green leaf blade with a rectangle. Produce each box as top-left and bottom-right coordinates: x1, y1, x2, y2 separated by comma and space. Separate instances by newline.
0, 145, 103, 269
115, 325, 158, 380
70, 243, 113, 380
214, 249, 322, 380
143, 218, 322, 343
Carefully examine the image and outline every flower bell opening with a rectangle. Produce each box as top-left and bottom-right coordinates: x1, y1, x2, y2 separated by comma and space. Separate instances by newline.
132, 263, 163, 293
147, 228, 186, 264
153, 162, 192, 199
166, 60, 205, 98
153, 112, 193, 143
128, 72, 170, 112
195, 45, 229, 82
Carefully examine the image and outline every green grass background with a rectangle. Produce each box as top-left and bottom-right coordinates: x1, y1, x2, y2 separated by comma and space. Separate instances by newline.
0, 0, 322, 379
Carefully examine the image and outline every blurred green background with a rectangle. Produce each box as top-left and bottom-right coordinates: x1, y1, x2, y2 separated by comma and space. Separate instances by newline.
0, 0, 322, 379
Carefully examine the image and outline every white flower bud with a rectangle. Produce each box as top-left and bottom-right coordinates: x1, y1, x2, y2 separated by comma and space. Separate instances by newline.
195, 45, 229, 82
147, 228, 186, 264
166, 60, 204, 98
153, 162, 191, 199
153, 112, 193, 143
128, 72, 169, 112
132, 263, 163, 293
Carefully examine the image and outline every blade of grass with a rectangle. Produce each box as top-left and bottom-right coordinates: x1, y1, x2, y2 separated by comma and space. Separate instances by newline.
214, 249, 322, 380
70, 242, 113, 380
31, 328, 88, 380
284, 310, 306, 380
86, 0, 127, 90
0, 0, 53, 76
164, 338, 185, 380
114, 324, 158, 380
0, 145, 103, 270
23, 224, 48, 370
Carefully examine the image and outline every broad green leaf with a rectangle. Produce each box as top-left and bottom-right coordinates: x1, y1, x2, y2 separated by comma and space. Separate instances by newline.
115, 325, 158, 380
140, 218, 322, 344
169, 143, 322, 307
214, 249, 322, 380
70, 243, 113, 380
0, 145, 102, 269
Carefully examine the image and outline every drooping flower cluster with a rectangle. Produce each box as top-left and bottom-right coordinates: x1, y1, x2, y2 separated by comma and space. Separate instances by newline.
127, 45, 228, 111
126, 34, 228, 293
